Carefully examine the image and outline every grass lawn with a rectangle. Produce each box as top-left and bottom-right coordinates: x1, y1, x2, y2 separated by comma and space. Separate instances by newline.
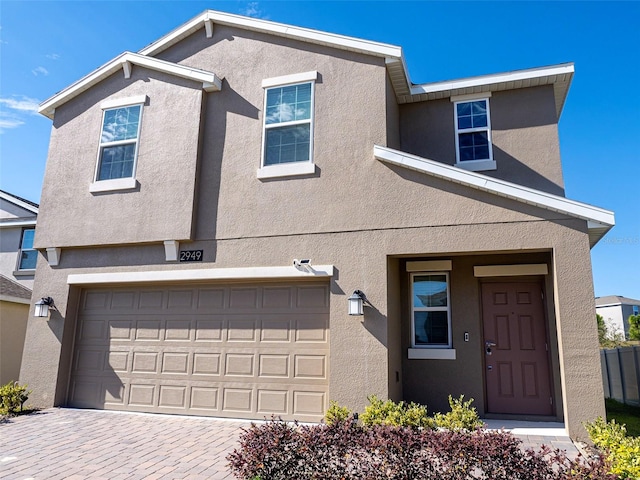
605, 398, 640, 437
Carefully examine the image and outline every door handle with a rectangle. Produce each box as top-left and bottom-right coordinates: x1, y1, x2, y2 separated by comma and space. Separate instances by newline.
485, 340, 496, 355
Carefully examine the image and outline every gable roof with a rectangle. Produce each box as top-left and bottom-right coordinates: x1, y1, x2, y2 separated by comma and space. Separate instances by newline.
39, 52, 222, 119
596, 296, 640, 307
38, 10, 574, 118
373, 145, 614, 247
0, 274, 32, 304
0, 190, 39, 214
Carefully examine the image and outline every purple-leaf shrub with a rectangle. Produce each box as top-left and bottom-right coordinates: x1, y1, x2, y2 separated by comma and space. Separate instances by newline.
227, 417, 616, 480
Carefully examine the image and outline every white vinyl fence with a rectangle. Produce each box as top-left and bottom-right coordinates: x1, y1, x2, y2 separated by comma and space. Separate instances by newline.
601, 346, 640, 406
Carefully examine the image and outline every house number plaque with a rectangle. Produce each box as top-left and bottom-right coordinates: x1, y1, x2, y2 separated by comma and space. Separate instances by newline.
179, 250, 203, 262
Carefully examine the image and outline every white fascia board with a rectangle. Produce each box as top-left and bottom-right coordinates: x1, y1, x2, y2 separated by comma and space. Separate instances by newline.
0, 191, 39, 214
140, 10, 402, 59
0, 219, 37, 228
374, 145, 615, 228
67, 265, 335, 285
39, 52, 221, 119
0, 295, 31, 305
410, 63, 575, 96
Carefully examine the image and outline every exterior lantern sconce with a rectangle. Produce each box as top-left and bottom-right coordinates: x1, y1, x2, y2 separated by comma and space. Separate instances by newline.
348, 290, 369, 316
34, 297, 55, 317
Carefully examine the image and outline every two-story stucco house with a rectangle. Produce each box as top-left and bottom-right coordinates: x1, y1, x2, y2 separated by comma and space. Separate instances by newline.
20, 11, 615, 438
0, 190, 38, 384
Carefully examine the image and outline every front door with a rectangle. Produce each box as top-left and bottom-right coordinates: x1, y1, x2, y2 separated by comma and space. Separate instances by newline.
481, 282, 553, 415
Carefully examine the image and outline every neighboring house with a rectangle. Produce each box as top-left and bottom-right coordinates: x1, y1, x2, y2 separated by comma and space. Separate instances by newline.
20, 11, 615, 439
0, 190, 39, 384
596, 296, 640, 339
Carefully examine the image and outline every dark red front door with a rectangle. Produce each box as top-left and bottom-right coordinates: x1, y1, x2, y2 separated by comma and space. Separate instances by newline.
481, 282, 553, 415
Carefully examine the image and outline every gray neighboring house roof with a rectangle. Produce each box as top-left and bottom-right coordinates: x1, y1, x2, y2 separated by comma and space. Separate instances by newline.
0, 274, 32, 303
596, 295, 640, 307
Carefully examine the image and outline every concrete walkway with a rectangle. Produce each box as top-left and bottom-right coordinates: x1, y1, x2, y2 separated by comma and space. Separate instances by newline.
1, 408, 581, 479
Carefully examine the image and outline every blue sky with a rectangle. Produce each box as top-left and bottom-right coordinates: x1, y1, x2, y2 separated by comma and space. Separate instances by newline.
1, 1, 638, 299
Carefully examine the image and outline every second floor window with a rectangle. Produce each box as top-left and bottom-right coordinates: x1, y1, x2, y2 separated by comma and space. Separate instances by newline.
97, 104, 142, 181
18, 228, 37, 270
263, 82, 313, 166
454, 98, 494, 170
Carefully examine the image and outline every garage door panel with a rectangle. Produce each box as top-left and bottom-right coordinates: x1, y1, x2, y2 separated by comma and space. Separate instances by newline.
70, 283, 329, 421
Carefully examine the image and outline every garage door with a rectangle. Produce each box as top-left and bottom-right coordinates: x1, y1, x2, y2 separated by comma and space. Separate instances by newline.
68, 282, 329, 421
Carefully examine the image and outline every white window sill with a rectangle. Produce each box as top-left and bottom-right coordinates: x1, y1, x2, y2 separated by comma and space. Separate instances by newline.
455, 160, 496, 172
408, 348, 456, 360
257, 162, 316, 179
13, 269, 35, 276
89, 177, 138, 193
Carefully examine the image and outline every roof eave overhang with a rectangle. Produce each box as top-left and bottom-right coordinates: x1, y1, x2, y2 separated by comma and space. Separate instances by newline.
373, 145, 614, 248
0, 191, 39, 214
38, 52, 222, 119
401, 63, 574, 118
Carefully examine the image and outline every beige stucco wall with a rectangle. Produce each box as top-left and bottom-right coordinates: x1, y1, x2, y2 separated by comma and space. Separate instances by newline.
399, 85, 565, 196
34, 70, 204, 249
22, 24, 603, 439
0, 300, 29, 384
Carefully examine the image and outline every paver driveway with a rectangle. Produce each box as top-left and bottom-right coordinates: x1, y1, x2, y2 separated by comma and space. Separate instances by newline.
1, 408, 581, 479
0, 408, 248, 480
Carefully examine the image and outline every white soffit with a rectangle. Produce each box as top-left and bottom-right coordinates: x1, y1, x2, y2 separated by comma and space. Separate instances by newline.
403, 63, 574, 117
374, 145, 615, 246
39, 52, 222, 119
0, 191, 39, 214
67, 265, 335, 285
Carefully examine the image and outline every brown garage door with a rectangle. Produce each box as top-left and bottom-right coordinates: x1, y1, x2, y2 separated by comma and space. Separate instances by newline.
68, 282, 329, 422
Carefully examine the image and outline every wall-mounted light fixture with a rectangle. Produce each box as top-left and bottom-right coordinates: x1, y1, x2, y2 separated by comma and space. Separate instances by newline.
293, 259, 312, 272
348, 290, 369, 316
34, 297, 55, 317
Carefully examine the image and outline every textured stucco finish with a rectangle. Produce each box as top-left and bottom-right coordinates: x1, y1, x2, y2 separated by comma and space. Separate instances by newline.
0, 301, 29, 384
22, 22, 605, 439
34, 70, 204, 249
400, 85, 565, 195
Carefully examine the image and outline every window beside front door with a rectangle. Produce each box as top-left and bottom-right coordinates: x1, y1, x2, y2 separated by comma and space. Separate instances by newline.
411, 272, 451, 348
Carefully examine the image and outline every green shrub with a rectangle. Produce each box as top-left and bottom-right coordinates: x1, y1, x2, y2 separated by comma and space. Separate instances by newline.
360, 395, 433, 429
585, 416, 640, 478
433, 395, 484, 432
628, 314, 640, 341
324, 400, 352, 425
0, 381, 30, 415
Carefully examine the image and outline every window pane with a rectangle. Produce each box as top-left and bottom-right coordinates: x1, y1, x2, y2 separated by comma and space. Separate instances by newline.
414, 311, 449, 345
457, 103, 471, 116
98, 144, 136, 180
265, 83, 312, 125
101, 105, 140, 143
471, 100, 486, 115
458, 116, 472, 129
19, 249, 37, 270
21, 229, 35, 249
413, 275, 447, 307
264, 124, 310, 165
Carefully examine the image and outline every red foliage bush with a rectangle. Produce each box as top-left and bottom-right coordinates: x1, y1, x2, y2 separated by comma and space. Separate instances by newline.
227, 417, 616, 479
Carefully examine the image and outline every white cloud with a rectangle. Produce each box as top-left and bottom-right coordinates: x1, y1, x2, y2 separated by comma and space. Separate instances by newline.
0, 96, 40, 114
0, 95, 41, 134
46, 53, 60, 60
32, 66, 49, 76
241, 2, 268, 19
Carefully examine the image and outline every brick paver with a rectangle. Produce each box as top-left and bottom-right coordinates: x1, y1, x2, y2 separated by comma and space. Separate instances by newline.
1, 408, 581, 479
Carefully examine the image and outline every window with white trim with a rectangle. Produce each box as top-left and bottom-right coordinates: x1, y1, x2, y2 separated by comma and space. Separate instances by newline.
411, 272, 451, 348
96, 103, 143, 182
18, 228, 37, 270
454, 98, 494, 171
258, 72, 319, 180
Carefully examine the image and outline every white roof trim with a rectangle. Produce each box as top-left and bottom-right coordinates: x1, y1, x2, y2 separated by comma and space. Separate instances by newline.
374, 145, 614, 244
0, 219, 37, 228
39, 52, 222, 119
411, 64, 575, 96
0, 191, 39, 214
140, 10, 403, 59
0, 294, 31, 305
67, 265, 335, 285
